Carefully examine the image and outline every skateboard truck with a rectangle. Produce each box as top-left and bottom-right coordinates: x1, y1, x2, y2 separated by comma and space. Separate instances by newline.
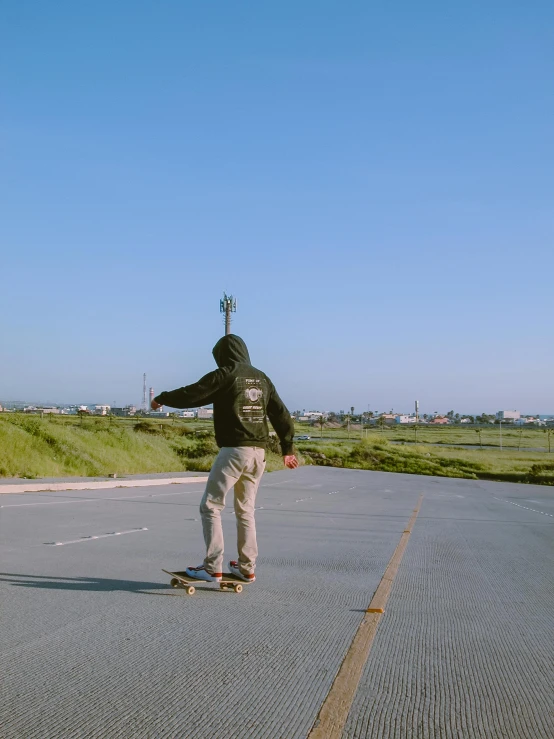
163, 569, 245, 595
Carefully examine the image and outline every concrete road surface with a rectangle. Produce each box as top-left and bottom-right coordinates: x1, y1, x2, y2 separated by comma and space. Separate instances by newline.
1, 468, 553, 738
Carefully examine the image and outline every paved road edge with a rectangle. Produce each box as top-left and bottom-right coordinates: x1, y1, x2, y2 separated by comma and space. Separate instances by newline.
0, 477, 209, 494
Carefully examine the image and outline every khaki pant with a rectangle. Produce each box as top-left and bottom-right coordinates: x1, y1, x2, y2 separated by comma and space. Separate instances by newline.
200, 446, 266, 575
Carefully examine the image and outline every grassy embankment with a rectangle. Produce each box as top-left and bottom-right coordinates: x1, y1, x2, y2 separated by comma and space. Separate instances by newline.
0, 414, 284, 479
297, 439, 554, 485
0, 414, 552, 485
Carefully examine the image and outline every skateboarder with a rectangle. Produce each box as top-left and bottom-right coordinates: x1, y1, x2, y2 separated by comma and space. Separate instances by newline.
152, 334, 298, 584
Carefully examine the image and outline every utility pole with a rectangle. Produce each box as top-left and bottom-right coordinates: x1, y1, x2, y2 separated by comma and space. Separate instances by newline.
142, 373, 147, 413
415, 400, 419, 443
220, 293, 237, 335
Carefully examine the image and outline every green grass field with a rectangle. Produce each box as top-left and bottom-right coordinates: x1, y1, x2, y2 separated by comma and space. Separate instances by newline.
294, 422, 554, 484
0, 413, 552, 484
297, 422, 553, 452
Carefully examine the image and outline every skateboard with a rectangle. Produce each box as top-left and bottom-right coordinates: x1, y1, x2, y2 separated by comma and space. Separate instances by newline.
162, 569, 247, 595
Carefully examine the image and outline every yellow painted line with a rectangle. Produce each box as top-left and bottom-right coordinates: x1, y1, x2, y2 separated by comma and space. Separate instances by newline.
308, 494, 424, 739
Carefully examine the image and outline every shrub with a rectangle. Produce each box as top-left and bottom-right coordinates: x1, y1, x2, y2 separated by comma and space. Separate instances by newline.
185, 438, 219, 459
133, 422, 162, 435
527, 463, 554, 483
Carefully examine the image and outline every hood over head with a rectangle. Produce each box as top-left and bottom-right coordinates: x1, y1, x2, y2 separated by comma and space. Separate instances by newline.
212, 334, 251, 368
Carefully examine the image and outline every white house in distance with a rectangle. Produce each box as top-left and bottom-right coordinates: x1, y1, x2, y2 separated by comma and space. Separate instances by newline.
496, 410, 520, 421
395, 415, 417, 424
197, 408, 214, 420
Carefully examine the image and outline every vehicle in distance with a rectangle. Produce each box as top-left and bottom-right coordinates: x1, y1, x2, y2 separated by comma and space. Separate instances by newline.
296, 435, 311, 440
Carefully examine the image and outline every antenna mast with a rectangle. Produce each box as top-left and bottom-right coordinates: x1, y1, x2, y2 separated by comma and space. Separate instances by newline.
220, 293, 237, 335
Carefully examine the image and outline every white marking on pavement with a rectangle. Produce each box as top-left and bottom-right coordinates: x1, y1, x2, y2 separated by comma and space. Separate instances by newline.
493, 497, 554, 518
45, 528, 149, 546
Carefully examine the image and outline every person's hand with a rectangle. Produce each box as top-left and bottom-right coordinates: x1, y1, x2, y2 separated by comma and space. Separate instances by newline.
283, 455, 299, 469
151, 399, 162, 410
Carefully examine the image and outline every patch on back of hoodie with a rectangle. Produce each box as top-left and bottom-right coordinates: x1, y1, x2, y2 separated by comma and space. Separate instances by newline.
236, 377, 267, 424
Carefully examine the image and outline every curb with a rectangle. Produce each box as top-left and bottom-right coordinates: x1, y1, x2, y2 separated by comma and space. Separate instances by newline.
0, 476, 209, 495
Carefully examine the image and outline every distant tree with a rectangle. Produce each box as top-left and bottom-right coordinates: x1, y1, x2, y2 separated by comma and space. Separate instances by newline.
344, 414, 351, 437
318, 415, 326, 438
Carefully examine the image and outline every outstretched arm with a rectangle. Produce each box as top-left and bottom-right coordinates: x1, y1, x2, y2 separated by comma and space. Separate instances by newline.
153, 369, 228, 410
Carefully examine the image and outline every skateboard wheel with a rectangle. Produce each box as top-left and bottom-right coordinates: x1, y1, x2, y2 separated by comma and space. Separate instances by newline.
233, 584, 243, 594
185, 585, 195, 595
170, 578, 179, 588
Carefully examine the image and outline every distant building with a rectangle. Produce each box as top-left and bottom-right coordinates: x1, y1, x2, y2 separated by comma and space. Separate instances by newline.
514, 416, 544, 426
180, 411, 195, 418
497, 410, 520, 421
111, 406, 137, 417
197, 408, 214, 420
24, 406, 61, 414
430, 416, 449, 425
460, 418, 472, 424
395, 415, 417, 424
93, 405, 111, 416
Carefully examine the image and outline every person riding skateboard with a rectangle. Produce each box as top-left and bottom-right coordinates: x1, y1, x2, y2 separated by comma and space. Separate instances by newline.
152, 334, 298, 584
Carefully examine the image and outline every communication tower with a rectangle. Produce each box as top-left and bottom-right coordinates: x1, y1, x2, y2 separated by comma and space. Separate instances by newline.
220, 293, 237, 335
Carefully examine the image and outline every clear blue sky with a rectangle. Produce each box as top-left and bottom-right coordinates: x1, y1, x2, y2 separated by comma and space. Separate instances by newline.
1, 1, 552, 414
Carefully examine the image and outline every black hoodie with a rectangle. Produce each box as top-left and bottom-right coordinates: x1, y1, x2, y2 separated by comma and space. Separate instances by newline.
154, 335, 295, 455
